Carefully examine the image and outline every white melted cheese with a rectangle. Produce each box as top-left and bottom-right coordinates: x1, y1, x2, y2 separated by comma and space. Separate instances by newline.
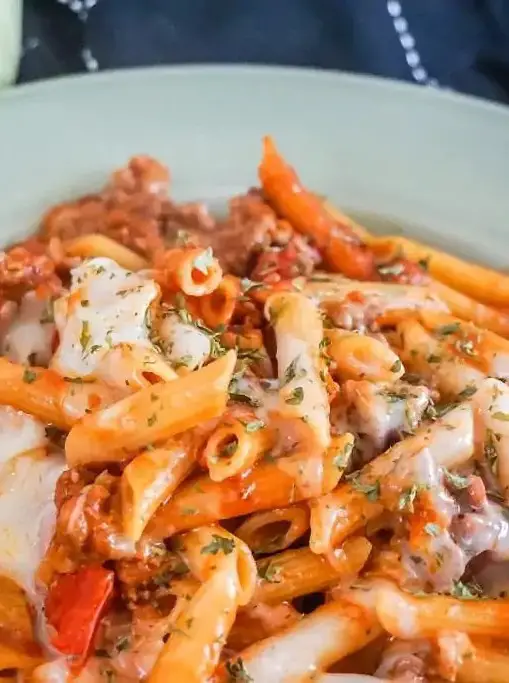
51, 257, 159, 379
1, 291, 55, 366
0, 406, 65, 597
158, 312, 210, 371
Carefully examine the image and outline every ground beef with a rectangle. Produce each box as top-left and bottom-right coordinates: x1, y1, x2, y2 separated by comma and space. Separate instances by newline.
0, 241, 61, 300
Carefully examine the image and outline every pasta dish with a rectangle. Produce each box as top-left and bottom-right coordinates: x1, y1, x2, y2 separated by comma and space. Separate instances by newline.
2, 137, 509, 683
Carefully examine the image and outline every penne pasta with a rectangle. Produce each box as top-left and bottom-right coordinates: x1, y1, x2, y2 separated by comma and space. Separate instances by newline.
65, 350, 236, 465
149, 526, 256, 683
197, 274, 240, 328
259, 136, 377, 280
228, 603, 301, 652
0, 357, 116, 429
203, 412, 276, 482
154, 247, 223, 297
457, 641, 509, 683
313, 403, 474, 548
235, 504, 310, 555
430, 279, 509, 338
372, 234, 509, 307
253, 537, 372, 605
121, 432, 200, 542
321, 199, 374, 244
266, 291, 330, 449
148, 435, 344, 539
376, 582, 509, 640
63, 233, 149, 271
220, 598, 382, 683
325, 328, 404, 383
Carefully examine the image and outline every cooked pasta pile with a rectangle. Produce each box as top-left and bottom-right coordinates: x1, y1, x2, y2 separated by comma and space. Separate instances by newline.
2, 137, 509, 682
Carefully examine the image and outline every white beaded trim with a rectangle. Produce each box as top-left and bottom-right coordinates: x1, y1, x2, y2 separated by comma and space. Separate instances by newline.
56, 0, 100, 71
386, 1, 439, 87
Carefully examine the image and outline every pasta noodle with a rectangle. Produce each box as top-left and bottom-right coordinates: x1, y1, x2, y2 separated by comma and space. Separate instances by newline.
154, 246, 222, 297
235, 504, 310, 554
65, 350, 236, 465
63, 233, 149, 271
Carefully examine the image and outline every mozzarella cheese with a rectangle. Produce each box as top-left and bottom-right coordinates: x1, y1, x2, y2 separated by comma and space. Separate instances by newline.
158, 312, 210, 371
51, 257, 159, 379
0, 406, 65, 598
1, 291, 55, 366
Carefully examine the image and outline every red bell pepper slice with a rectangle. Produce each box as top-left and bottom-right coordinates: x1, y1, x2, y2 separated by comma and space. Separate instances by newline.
45, 565, 115, 664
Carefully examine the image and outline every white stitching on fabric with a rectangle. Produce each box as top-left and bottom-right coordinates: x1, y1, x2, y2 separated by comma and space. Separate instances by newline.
386, 0, 439, 87
56, 0, 100, 71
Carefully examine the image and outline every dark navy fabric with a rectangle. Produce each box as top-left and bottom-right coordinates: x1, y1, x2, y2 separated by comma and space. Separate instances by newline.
19, 0, 509, 104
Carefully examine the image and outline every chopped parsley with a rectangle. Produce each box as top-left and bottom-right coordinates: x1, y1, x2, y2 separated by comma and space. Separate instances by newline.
79, 320, 92, 352
80, 299, 90, 307
225, 658, 253, 682
398, 484, 421, 512
390, 359, 403, 373
436, 322, 461, 337
351, 476, 380, 502
257, 561, 282, 583
282, 356, 306, 387
451, 580, 483, 600
240, 419, 265, 433
332, 441, 353, 470
457, 384, 477, 400
193, 247, 214, 275
443, 468, 471, 490
427, 353, 441, 364
285, 387, 304, 405
229, 391, 262, 408
115, 637, 130, 652
492, 411, 509, 422
201, 534, 235, 556
240, 278, 264, 294
484, 428, 499, 473
455, 338, 476, 356
22, 368, 37, 384
172, 355, 193, 369
147, 413, 158, 427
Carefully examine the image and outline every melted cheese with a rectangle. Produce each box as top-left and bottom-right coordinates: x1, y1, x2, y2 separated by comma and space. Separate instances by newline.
1, 291, 55, 366
0, 406, 65, 598
51, 257, 159, 379
158, 313, 210, 371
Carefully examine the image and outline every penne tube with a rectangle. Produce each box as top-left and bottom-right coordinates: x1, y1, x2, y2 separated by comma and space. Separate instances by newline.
314, 404, 474, 548
0, 357, 116, 429
259, 136, 377, 280
220, 599, 382, 683
0, 576, 43, 670
253, 537, 372, 605
154, 247, 223, 297
121, 432, 199, 542
198, 274, 240, 328
325, 329, 404, 383
430, 279, 509, 338
398, 318, 486, 399
376, 582, 509, 640
149, 526, 256, 683
416, 309, 509, 378
65, 350, 236, 465
372, 234, 509, 307
148, 437, 344, 540
266, 291, 330, 449
63, 233, 149, 271
95, 344, 178, 392
203, 413, 276, 482
235, 504, 310, 555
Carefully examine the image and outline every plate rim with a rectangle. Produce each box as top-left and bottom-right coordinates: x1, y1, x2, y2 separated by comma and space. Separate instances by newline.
2, 63, 509, 120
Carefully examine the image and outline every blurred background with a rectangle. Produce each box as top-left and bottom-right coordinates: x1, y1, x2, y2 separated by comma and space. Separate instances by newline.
4, 0, 509, 103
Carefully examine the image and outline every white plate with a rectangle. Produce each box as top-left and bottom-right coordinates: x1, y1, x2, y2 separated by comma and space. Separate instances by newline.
0, 66, 508, 267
